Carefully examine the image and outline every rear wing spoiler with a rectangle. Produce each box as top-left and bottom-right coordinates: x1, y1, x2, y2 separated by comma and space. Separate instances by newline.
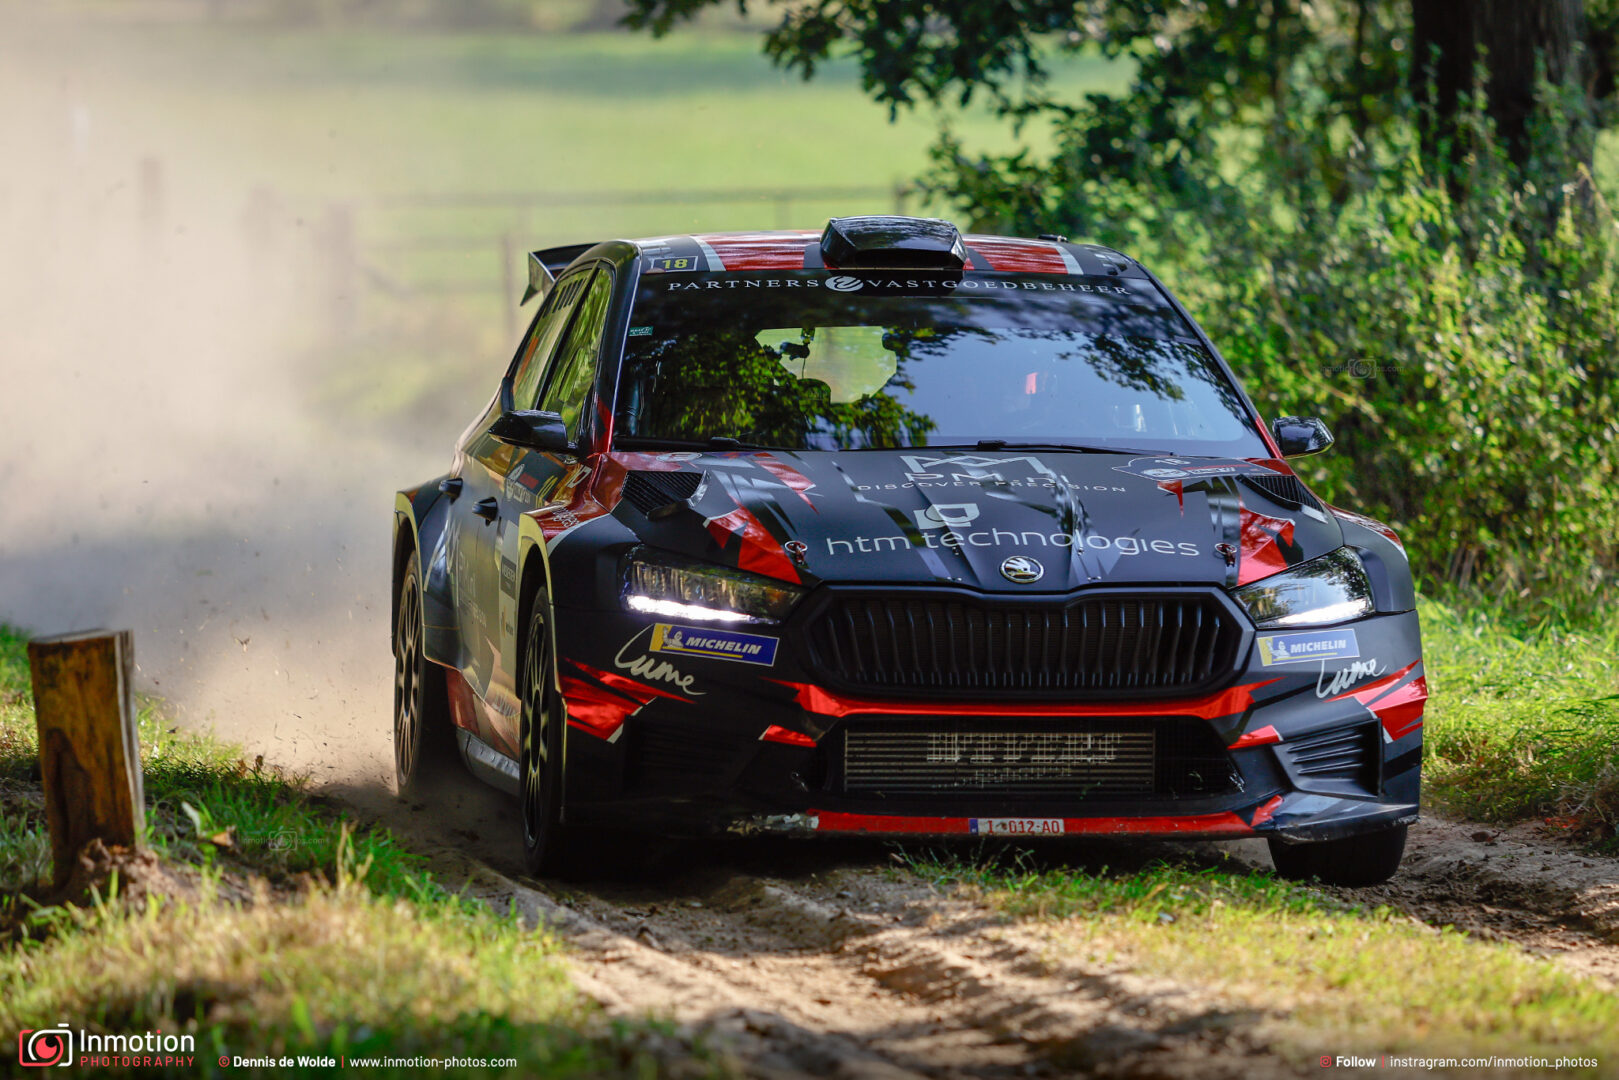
522, 242, 600, 304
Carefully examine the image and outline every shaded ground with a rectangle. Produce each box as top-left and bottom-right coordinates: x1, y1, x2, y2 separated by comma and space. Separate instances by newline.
369, 757, 1619, 1077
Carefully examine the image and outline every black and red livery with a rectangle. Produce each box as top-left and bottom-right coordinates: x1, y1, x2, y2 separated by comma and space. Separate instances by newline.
392, 216, 1425, 884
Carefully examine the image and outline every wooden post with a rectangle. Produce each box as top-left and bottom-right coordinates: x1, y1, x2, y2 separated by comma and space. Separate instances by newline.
27, 630, 145, 888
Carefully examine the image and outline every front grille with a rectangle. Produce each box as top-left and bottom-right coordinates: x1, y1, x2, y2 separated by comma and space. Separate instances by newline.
840, 717, 1240, 800
1284, 722, 1380, 790
807, 592, 1241, 697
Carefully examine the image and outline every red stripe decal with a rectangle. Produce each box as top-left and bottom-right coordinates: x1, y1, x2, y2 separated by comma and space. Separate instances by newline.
566, 659, 691, 706
961, 236, 1068, 274
771, 678, 1280, 721
1236, 507, 1296, 585
1247, 794, 1285, 828
760, 724, 817, 747
693, 231, 821, 271
1228, 724, 1281, 749
558, 675, 640, 740
754, 453, 818, 509
706, 507, 802, 583
1370, 676, 1427, 740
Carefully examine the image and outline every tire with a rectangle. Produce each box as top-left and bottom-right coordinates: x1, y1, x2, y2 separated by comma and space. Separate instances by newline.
1267, 823, 1407, 886
394, 549, 451, 798
519, 596, 569, 876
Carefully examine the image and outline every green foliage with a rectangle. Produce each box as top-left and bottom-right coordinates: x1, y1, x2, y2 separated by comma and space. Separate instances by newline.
1421, 593, 1619, 845
927, 77, 1619, 605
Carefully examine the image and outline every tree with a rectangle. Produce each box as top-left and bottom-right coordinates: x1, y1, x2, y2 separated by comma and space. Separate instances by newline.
624, 0, 1616, 172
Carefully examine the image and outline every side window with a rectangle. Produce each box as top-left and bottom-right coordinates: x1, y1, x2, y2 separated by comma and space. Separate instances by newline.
511, 270, 591, 409
538, 268, 614, 441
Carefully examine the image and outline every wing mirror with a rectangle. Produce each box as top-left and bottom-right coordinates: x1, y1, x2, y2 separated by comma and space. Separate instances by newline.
492, 376, 570, 452
1271, 416, 1335, 457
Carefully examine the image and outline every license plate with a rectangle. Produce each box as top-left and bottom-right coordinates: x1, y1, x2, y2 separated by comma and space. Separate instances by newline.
970, 818, 1065, 836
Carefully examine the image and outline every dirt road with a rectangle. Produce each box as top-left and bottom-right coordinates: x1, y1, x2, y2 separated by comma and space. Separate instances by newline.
378, 770, 1619, 1078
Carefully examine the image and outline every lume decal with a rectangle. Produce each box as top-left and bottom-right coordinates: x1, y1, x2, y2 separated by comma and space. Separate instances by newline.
650, 624, 779, 667
613, 626, 705, 695
1316, 657, 1388, 699
1257, 629, 1360, 667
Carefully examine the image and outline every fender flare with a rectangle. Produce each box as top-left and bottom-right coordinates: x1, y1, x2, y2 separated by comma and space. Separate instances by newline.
393, 481, 458, 667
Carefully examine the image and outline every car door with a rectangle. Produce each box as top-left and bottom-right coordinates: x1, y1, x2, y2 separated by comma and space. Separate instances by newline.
450, 268, 593, 750
478, 265, 617, 746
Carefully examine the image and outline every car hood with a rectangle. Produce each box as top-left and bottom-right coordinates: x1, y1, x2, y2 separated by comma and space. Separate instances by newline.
602, 448, 1344, 593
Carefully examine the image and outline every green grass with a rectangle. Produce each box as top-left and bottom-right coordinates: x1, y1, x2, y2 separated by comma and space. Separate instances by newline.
0, 626, 727, 1077
1420, 594, 1619, 847
905, 850, 1619, 1066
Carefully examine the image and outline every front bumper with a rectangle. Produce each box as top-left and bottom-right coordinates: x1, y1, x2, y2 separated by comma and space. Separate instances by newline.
554, 604, 1425, 843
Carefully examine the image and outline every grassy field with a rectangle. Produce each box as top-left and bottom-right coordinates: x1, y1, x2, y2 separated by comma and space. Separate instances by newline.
1421, 595, 1619, 847
22, 21, 1125, 240
0, 627, 723, 1077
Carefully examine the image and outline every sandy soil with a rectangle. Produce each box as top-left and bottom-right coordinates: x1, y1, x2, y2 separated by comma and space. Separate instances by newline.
377, 793, 1619, 1078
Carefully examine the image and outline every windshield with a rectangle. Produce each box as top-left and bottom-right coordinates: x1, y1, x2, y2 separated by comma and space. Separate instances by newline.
613, 270, 1268, 456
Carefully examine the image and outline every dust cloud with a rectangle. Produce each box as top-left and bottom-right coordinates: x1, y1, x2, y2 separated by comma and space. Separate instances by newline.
0, 10, 463, 799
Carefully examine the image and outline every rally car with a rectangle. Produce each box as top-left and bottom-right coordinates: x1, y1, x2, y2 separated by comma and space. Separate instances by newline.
391, 216, 1425, 884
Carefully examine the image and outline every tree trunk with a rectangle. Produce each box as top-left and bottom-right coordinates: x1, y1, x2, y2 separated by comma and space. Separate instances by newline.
1410, 0, 1590, 167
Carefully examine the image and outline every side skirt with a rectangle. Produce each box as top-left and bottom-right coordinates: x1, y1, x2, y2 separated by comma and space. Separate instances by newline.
456, 728, 520, 797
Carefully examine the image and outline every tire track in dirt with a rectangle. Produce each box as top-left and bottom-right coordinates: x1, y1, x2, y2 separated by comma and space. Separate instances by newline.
374, 778, 1619, 1079
410, 836, 1300, 1080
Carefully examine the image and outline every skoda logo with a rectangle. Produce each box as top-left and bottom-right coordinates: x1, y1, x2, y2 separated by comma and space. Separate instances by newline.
1000, 555, 1044, 584
824, 276, 865, 292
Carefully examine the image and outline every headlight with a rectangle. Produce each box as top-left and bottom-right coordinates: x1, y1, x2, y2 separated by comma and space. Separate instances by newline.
1232, 547, 1374, 628
621, 549, 803, 625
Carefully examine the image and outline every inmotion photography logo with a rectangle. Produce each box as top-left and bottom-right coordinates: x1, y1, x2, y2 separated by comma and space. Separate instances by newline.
16, 1023, 196, 1069
18, 1023, 71, 1068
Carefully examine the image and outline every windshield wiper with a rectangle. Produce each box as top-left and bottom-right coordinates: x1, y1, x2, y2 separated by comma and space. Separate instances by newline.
969, 439, 1153, 455
613, 435, 788, 452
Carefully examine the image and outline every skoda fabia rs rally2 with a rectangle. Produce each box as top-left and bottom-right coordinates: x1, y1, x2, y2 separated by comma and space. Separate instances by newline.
391, 216, 1425, 885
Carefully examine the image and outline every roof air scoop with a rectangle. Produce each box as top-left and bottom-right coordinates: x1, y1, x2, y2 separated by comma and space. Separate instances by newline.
820, 216, 967, 270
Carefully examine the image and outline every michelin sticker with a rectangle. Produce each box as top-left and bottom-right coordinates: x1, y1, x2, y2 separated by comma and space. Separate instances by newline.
1257, 629, 1360, 667
651, 624, 779, 667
